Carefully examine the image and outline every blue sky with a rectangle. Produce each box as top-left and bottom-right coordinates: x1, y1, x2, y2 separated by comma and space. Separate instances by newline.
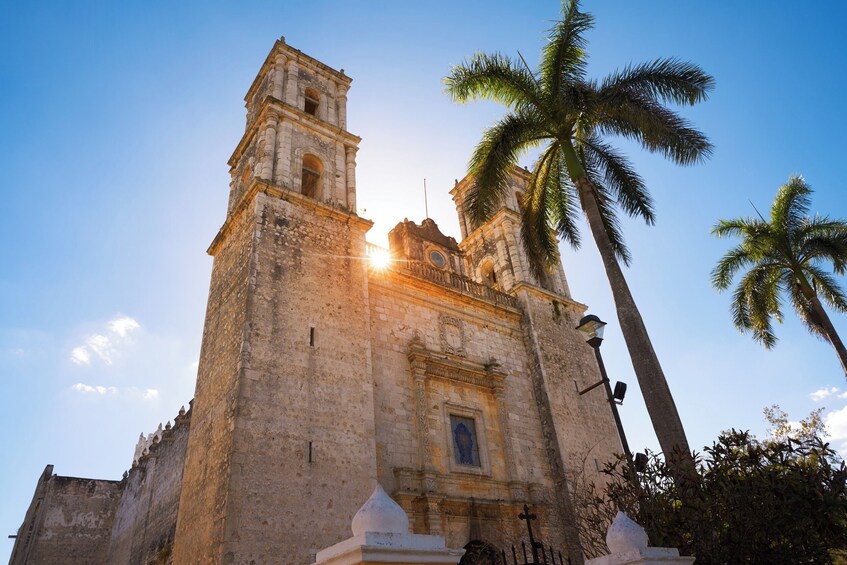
2, 1, 847, 555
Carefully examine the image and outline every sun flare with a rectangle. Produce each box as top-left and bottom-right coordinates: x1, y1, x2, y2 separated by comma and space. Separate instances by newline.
369, 248, 391, 270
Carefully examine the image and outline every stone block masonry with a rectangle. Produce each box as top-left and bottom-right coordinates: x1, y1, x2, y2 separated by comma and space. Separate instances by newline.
12, 38, 623, 565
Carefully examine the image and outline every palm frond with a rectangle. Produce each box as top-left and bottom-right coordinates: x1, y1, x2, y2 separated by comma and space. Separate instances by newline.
804, 264, 847, 313
786, 274, 826, 339
798, 217, 847, 274
599, 58, 714, 106
734, 266, 782, 348
711, 244, 756, 290
595, 92, 713, 165
771, 176, 811, 231
521, 144, 563, 280
580, 136, 654, 223
444, 52, 544, 111
540, 0, 593, 97
548, 151, 582, 249
712, 218, 760, 239
466, 110, 548, 225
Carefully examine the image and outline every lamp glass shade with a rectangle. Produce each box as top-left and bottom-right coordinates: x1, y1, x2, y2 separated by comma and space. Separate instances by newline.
576, 315, 607, 342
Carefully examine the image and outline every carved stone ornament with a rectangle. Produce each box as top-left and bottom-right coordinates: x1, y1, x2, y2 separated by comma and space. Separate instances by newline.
439, 314, 466, 357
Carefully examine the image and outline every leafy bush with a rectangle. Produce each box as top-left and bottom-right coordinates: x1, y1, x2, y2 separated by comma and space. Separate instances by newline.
578, 431, 847, 564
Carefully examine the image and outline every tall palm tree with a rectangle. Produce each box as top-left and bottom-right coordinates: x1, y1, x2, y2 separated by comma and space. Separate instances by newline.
444, 0, 713, 458
712, 176, 847, 376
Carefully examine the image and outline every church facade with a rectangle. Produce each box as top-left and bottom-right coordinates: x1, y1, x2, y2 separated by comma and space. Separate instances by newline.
11, 39, 620, 565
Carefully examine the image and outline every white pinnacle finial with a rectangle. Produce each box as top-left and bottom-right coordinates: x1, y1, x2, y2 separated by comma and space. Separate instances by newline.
351, 484, 409, 536
606, 512, 649, 554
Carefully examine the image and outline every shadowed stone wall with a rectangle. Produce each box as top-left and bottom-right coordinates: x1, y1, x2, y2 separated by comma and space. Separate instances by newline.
106, 409, 191, 565
10, 466, 122, 565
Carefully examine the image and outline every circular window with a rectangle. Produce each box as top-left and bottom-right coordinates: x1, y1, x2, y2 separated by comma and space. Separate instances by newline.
428, 249, 447, 269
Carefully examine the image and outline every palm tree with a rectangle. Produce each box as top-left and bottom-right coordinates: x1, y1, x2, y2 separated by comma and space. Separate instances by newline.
444, 0, 713, 458
712, 176, 847, 376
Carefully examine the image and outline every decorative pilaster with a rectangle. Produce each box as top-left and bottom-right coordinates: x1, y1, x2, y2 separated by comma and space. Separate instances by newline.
258, 115, 278, 181
272, 54, 287, 100
411, 363, 431, 473
424, 495, 445, 536
274, 120, 293, 186
337, 84, 348, 129
327, 82, 338, 125
502, 219, 528, 284
285, 60, 299, 106
456, 201, 468, 239
345, 145, 357, 210
493, 384, 521, 499
335, 141, 347, 204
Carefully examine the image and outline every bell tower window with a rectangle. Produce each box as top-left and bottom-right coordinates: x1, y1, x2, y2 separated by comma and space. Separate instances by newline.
301, 154, 322, 198
480, 259, 498, 289
304, 88, 319, 117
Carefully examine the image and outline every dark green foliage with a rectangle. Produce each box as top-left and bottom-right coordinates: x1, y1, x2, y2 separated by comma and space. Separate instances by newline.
580, 432, 847, 564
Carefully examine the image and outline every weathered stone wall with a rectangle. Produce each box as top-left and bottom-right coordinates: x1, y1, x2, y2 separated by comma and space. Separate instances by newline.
216, 190, 376, 564
106, 409, 191, 565
9, 466, 122, 565
366, 266, 613, 555
176, 187, 378, 565
171, 190, 256, 564
518, 288, 620, 473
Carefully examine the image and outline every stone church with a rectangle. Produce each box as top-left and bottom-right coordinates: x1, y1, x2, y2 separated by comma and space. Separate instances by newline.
10, 39, 620, 565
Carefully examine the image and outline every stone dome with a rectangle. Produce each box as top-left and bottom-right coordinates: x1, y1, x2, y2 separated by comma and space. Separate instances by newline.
351, 484, 410, 536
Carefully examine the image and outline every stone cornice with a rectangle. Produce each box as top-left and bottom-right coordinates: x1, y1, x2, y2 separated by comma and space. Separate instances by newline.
229, 97, 361, 168
511, 282, 587, 312
207, 179, 373, 256
408, 338, 506, 392
369, 268, 522, 323
244, 39, 352, 104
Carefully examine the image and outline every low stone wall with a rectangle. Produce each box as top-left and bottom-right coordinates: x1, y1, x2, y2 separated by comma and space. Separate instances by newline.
106, 407, 191, 565
9, 466, 123, 565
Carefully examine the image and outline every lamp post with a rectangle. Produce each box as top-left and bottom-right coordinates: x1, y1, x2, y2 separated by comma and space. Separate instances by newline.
575, 315, 638, 470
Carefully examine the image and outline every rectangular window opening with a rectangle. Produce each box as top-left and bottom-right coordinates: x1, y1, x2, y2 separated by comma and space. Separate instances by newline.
309, 327, 315, 347
304, 97, 318, 116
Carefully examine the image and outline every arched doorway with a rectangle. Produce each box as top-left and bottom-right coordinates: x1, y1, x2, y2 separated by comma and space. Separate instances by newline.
459, 540, 500, 565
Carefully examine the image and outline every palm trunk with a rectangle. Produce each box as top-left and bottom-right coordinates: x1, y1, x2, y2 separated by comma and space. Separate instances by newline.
574, 175, 691, 458
795, 274, 847, 377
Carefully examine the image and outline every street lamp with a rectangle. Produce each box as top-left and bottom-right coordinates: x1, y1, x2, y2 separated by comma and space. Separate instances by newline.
575, 314, 636, 468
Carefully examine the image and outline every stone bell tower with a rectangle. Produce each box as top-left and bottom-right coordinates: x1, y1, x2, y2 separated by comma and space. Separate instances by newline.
450, 170, 569, 297
172, 38, 377, 564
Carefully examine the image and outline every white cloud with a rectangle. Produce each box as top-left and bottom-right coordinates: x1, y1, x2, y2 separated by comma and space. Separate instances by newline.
143, 389, 159, 400
86, 334, 115, 364
810, 386, 840, 402
72, 383, 118, 395
839, 392, 847, 400
69, 315, 141, 367
824, 405, 847, 454
70, 347, 91, 366
108, 316, 140, 337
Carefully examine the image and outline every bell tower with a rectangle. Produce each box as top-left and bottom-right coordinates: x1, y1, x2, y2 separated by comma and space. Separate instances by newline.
450, 169, 570, 297
172, 39, 376, 564
226, 37, 359, 216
